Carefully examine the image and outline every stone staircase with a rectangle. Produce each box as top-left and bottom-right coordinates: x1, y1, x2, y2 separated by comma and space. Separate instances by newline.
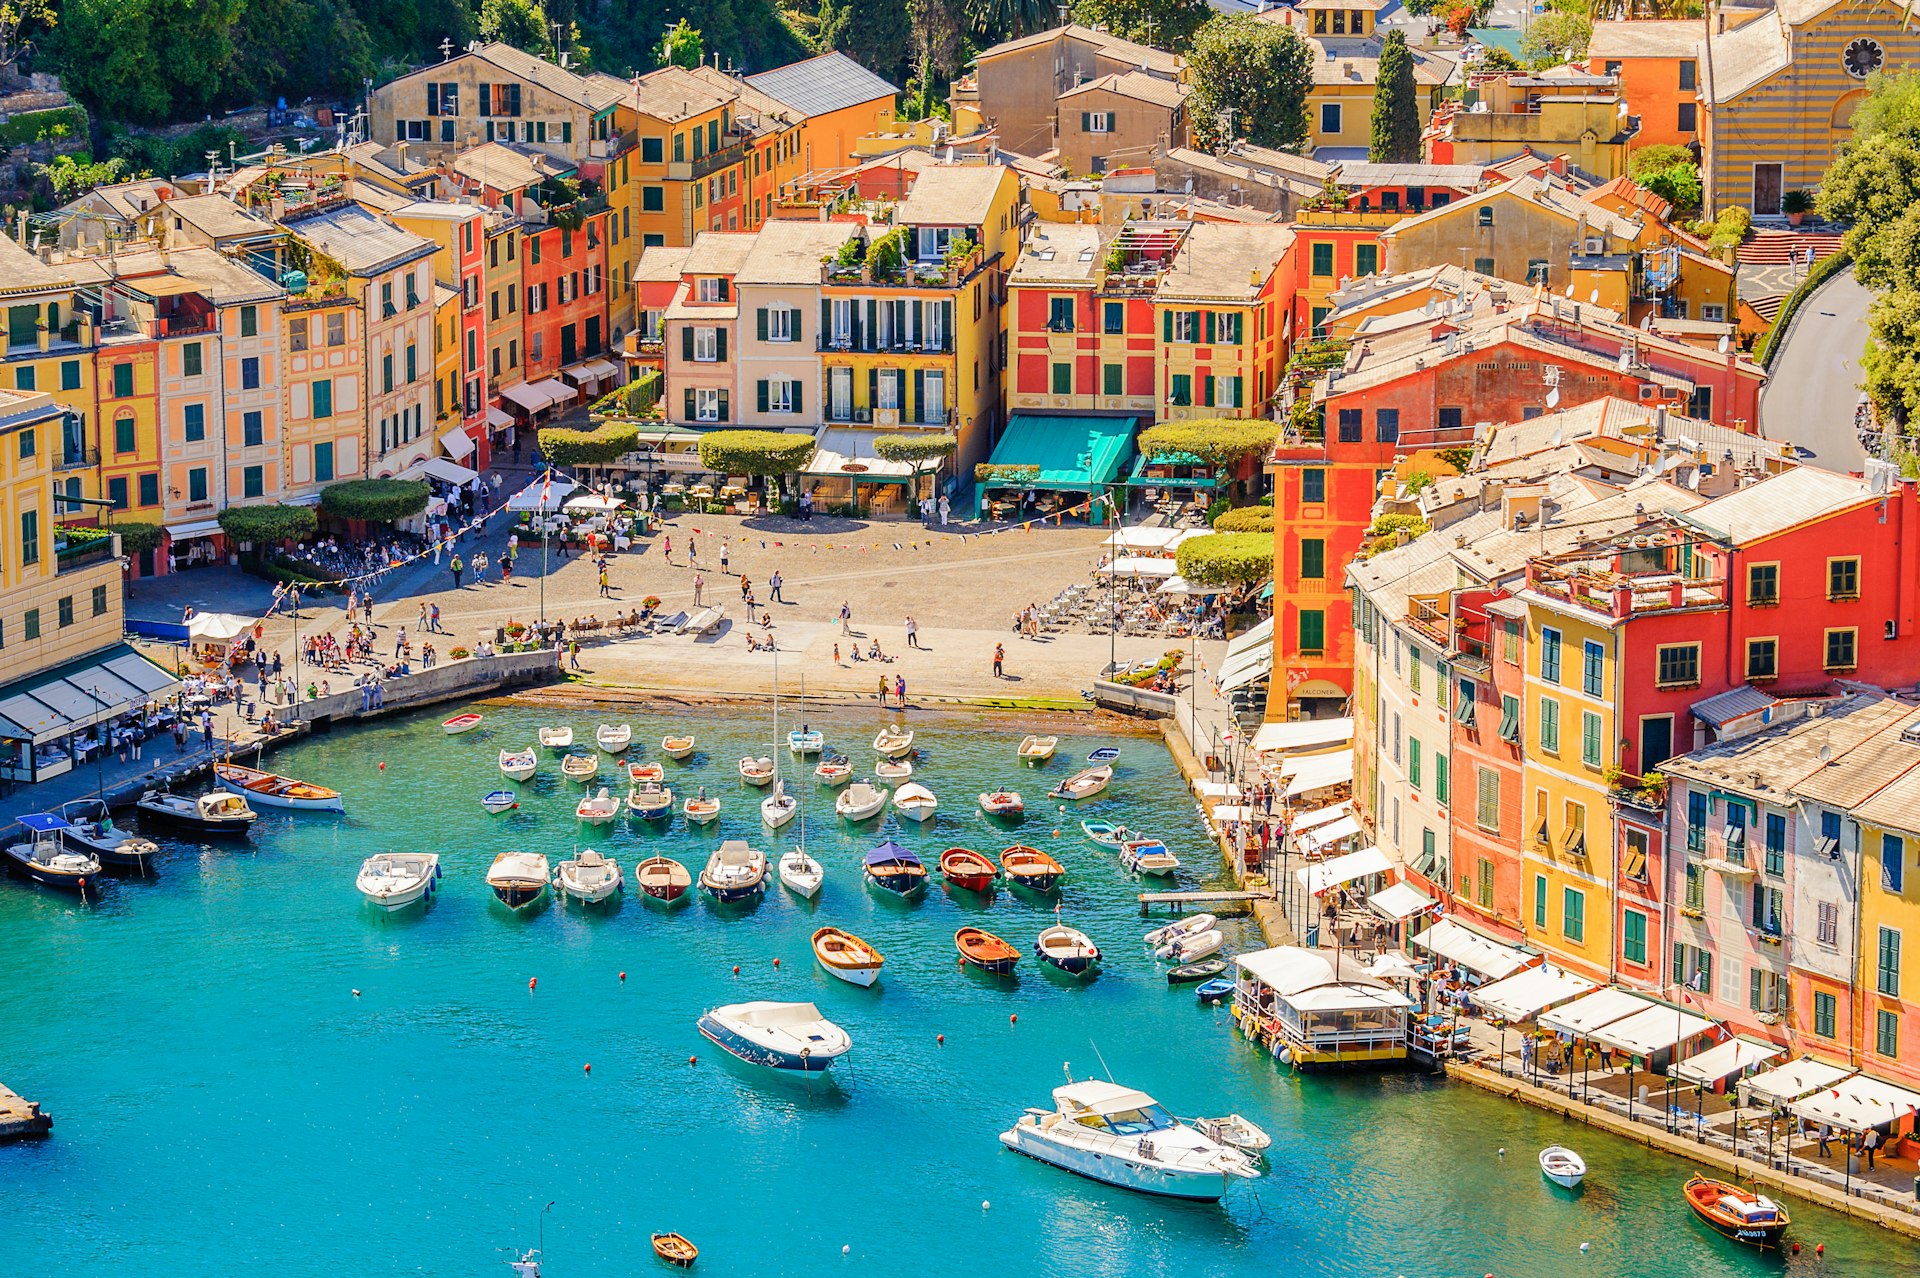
1737, 230, 1847, 266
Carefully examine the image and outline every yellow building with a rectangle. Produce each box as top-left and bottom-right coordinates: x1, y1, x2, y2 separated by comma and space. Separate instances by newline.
0, 240, 103, 525
1258, 0, 1459, 155
1849, 757, 1920, 1088
1437, 71, 1638, 180
1152, 223, 1293, 422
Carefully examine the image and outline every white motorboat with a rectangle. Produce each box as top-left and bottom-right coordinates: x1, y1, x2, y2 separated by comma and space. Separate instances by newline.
1163, 929, 1223, 963
778, 848, 824, 899
1048, 764, 1112, 801
815, 755, 853, 786
697, 1001, 850, 1073
787, 728, 824, 755
874, 757, 914, 782
1121, 839, 1181, 877
684, 790, 721, 825
1, 821, 101, 892
699, 840, 767, 902
739, 755, 776, 786
761, 781, 798, 829
499, 748, 538, 782
356, 852, 440, 911
486, 851, 549, 909
999, 1080, 1260, 1200
595, 723, 633, 754
554, 849, 624, 904
54, 800, 158, 872
1195, 1114, 1273, 1154
626, 782, 674, 818
1540, 1145, 1587, 1189
836, 781, 887, 821
1146, 913, 1216, 950
538, 726, 574, 750
576, 787, 620, 824
134, 789, 256, 838
1017, 734, 1057, 763
873, 724, 914, 758
892, 782, 937, 823
1035, 924, 1101, 975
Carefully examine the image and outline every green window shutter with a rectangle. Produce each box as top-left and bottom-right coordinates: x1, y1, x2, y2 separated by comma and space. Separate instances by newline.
1081, 112, 1091, 131
865, 299, 877, 349
1534, 876, 1547, 928
821, 300, 831, 335
1202, 375, 1214, 407
1162, 310, 1172, 342
716, 390, 729, 422
683, 388, 695, 419
1435, 754, 1449, 806
793, 380, 802, 415
940, 301, 953, 347
757, 380, 769, 413
1204, 311, 1215, 344
1106, 113, 1116, 131
868, 367, 878, 410
912, 368, 925, 419
1103, 363, 1122, 395
715, 329, 727, 361
1231, 375, 1244, 407
757, 308, 768, 342
681, 327, 694, 361
717, 279, 729, 302
792, 308, 805, 340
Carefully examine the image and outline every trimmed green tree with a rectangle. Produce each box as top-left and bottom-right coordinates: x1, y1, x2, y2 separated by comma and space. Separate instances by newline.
218, 503, 317, 545
872, 433, 958, 465
1174, 532, 1273, 587
696, 429, 817, 489
112, 520, 164, 555
1369, 31, 1420, 164
319, 479, 430, 523
1187, 15, 1315, 153
1212, 505, 1275, 533
539, 421, 641, 467
1137, 418, 1282, 469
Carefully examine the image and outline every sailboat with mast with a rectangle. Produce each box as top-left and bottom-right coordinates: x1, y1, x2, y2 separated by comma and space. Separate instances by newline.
762, 647, 798, 831
778, 689, 823, 898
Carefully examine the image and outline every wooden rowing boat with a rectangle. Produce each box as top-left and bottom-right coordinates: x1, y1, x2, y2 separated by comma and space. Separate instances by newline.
1683, 1176, 1789, 1248
651, 1231, 698, 1267
812, 926, 884, 987
1017, 734, 1057, 763
628, 761, 665, 784
1048, 764, 1112, 801
212, 762, 344, 812
1000, 845, 1063, 891
955, 926, 1020, 975
634, 855, 691, 903
940, 847, 997, 891
661, 734, 696, 760
442, 712, 483, 735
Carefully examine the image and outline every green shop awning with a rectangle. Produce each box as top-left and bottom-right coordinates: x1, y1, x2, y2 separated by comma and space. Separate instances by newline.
982, 415, 1136, 491
1128, 451, 1219, 488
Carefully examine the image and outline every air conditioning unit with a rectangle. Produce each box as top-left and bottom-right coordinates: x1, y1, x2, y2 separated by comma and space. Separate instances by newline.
854, 408, 871, 423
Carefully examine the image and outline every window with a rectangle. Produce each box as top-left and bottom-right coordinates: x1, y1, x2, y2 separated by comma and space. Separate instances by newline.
1581, 711, 1602, 768
1561, 888, 1586, 943
1052, 363, 1072, 395
1533, 875, 1548, 929
1082, 110, 1114, 133
289, 317, 311, 354
243, 411, 263, 447
1474, 257, 1495, 276
1311, 242, 1334, 277
182, 343, 202, 377
1298, 609, 1326, 654
326, 313, 345, 346
1679, 58, 1697, 90
1355, 243, 1379, 276
239, 304, 258, 338
139, 473, 158, 506
1829, 556, 1861, 600
381, 354, 394, 394
763, 307, 794, 343
1826, 628, 1858, 671
108, 477, 128, 510
1455, 677, 1476, 727
1048, 296, 1075, 331
1477, 207, 1494, 228
188, 467, 208, 503
1169, 373, 1191, 406
54, 593, 71, 629
243, 465, 264, 499
1686, 789, 1708, 851
1438, 406, 1462, 434
313, 441, 334, 482
92, 584, 107, 617
1582, 640, 1604, 697
1747, 638, 1778, 680
1319, 103, 1341, 135
1814, 991, 1837, 1038
643, 136, 664, 163
1498, 694, 1520, 743
1538, 697, 1559, 753
183, 403, 205, 442
1884, 832, 1905, 893
1409, 738, 1422, 788
1623, 909, 1648, 965
1375, 409, 1398, 443
694, 387, 727, 422
1476, 767, 1499, 832
1103, 301, 1124, 334
1879, 1009, 1900, 1058
1170, 310, 1199, 343
1540, 628, 1561, 683
1302, 468, 1326, 503
1300, 538, 1325, 579
1623, 826, 1650, 883
1655, 643, 1701, 687
1816, 900, 1840, 948
1765, 813, 1787, 876
693, 328, 718, 362
13, 365, 32, 391
1336, 408, 1361, 442
1103, 363, 1122, 396
112, 363, 132, 397
312, 379, 333, 418
1879, 926, 1902, 996
112, 414, 135, 455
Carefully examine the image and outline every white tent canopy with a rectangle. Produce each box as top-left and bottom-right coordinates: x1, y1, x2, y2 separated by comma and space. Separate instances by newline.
1252, 717, 1354, 756
1365, 950, 1426, 980
1538, 988, 1651, 1038
1296, 844, 1389, 897
1745, 1058, 1856, 1108
1236, 946, 1337, 996
1473, 965, 1597, 1021
1219, 617, 1275, 693
1284, 750, 1353, 797
1789, 1073, 1920, 1132
1411, 919, 1532, 981
564, 493, 626, 513
1106, 525, 1184, 553
402, 456, 478, 486
1590, 1004, 1717, 1057
1098, 556, 1179, 579
186, 611, 253, 641
1158, 575, 1216, 596
506, 477, 581, 512
1368, 881, 1437, 921
1296, 813, 1362, 853
439, 427, 475, 460
1671, 1037, 1785, 1086
1292, 801, 1352, 833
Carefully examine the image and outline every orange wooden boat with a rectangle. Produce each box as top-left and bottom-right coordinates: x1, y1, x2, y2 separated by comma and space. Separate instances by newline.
1683, 1176, 1789, 1249
940, 847, 997, 891
1001, 845, 1063, 891
651, 1231, 698, 1267
955, 926, 1020, 974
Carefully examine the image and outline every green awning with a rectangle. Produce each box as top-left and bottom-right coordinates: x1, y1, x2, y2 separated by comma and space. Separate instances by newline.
981, 415, 1136, 492
1128, 451, 1219, 488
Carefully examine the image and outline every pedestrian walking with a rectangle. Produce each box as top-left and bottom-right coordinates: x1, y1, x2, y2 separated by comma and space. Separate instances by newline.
475, 550, 490, 582
1817, 1124, 1833, 1156
569, 640, 583, 671
396, 626, 408, 658
895, 674, 906, 705
173, 720, 186, 753
430, 603, 442, 633
599, 566, 611, 597
938, 494, 949, 527
693, 573, 705, 606
1864, 1127, 1881, 1168
833, 643, 841, 665
663, 534, 673, 564
877, 674, 888, 705
347, 589, 359, 617
418, 602, 429, 632
840, 601, 852, 635
451, 555, 464, 588
201, 710, 215, 748
720, 539, 730, 574
740, 575, 752, 603
993, 642, 1005, 679
688, 537, 699, 566
500, 556, 512, 584
905, 616, 919, 648
363, 594, 374, 625
770, 570, 783, 603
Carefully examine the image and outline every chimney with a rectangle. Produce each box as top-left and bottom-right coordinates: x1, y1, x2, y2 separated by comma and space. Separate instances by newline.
1502, 485, 1545, 530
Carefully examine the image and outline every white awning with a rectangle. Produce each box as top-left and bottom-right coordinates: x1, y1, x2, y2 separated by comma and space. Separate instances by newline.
1282, 981, 1413, 1013
1219, 617, 1275, 693
1106, 525, 1184, 553
1296, 813, 1362, 853
1671, 1037, 1785, 1086
404, 456, 479, 486
500, 382, 551, 413
585, 357, 620, 378
1744, 1058, 1857, 1108
1236, 945, 1337, 996
1194, 781, 1243, 801
561, 363, 600, 384
1789, 1073, 1920, 1132
1098, 556, 1178, 579
1284, 750, 1353, 797
1368, 881, 1438, 921
804, 429, 910, 480
1538, 988, 1652, 1038
1158, 575, 1217, 596
1366, 950, 1426, 980
1296, 844, 1389, 896
166, 518, 223, 540
1292, 801, 1352, 833
486, 406, 515, 430
439, 427, 475, 460
0, 642, 181, 746
1253, 717, 1354, 755
1590, 1004, 1718, 1057
564, 493, 626, 513
506, 475, 582, 512
527, 376, 576, 405
186, 611, 253, 641
1410, 918, 1532, 981
1474, 965, 1597, 1020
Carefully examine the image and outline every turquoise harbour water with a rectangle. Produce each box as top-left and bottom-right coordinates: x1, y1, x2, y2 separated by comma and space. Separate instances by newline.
2, 702, 1913, 1278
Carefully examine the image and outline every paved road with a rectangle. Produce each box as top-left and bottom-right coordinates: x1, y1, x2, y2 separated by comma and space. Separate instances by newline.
1758, 269, 1872, 472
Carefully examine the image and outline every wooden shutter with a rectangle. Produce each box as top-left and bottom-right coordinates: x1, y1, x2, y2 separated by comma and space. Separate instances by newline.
1162, 310, 1172, 342
820, 299, 831, 337
681, 326, 694, 361
683, 388, 695, 419
1202, 375, 1214, 407
940, 300, 953, 350
756, 308, 768, 341
790, 307, 804, 342
912, 369, 925, 421
1105, 113, 1116, 132
1204, 310, 1216, 343
757, 380, 769, 413
868, 367, 878, 411
864, 299, 877, 350
715, 329, 727, 361
792, 380, 802, 415
1081, 112, 1091, 132
717, 389, 729, 421
718, 279, 730, 301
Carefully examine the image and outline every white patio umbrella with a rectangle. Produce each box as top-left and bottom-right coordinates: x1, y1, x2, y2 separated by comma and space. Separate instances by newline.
186, 611, 253, 641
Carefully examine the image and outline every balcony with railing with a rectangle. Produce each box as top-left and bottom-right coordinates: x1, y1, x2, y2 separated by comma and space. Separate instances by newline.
816, 333, 955, 356
56, 445, 99, 473
55, 532, 115, 574
1525, 556, 1727, 618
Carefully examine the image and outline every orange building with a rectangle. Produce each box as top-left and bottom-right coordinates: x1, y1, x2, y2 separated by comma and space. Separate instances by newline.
1588, 22, 1702, 152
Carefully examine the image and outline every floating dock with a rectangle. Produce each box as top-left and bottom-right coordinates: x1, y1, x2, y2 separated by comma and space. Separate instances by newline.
1137, 889, 1272, 913
0, 1082, 51, 1141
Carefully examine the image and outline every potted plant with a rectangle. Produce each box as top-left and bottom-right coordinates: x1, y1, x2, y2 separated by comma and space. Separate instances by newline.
1782, 189, 1813, 227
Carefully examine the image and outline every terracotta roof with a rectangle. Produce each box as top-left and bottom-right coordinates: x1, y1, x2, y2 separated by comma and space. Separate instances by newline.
1585, 174, 1672, 221
463, 41, 623, 111
627, 66, 736, 125
449, 142, 564, 193
1060, 71, 1190, 110
1688, 466, 1878, 546
284, 203, 437, 276
974, 24, 1183, 77
1382, 174, 1643, 246
1155, 222, 1293, 302
164, 194, 276, 240
736, 219, 861, 286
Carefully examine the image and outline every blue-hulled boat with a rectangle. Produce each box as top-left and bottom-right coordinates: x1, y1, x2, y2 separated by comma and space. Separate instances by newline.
696, 1001, 851, 1072
1195, 978, 1234, 1003
863, 840, 927, 897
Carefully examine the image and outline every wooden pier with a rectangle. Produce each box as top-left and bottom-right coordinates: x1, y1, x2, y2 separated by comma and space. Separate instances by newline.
1137, 889, 1273, 914
0, 1082, 51, 1141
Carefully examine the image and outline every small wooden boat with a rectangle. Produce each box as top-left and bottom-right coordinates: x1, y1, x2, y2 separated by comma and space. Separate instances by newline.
554, 849, 623, 903
651, 1232, 698, 1268
481, 790, 519, 814
956, 926, 1020, 975
661, 734, 696, 760
761, 781, 798, 830
1196, 1115, 1272, 1154
214, 762, 344, 812
627, 782, 674, 818
628, 761, 665, 785
815, 754, 853, 786
1017, 734, 1057, 763
576, 787, 619, 824
135, 789, 256, 837
836, 781, 886, 821
778, 848, 824, 898
684, 791, 721, 825
812, 926, 884, 987
635, 855, 692, 903
486, 851, 549, 910
863, 840, 927, 897
1000, 846, 1063, 891
873, 723, 914, 758
892, 782, 937, 823
940, 847, 997, 892
1195, 977, 1235, 1003
538, 725, 574, 750
561, 752, 600, 783
1167, 957, 1228, 984
1539, 1145, 1586, 1189
1121, 839, 1181, 877
787, 728, 824, 755
1035, 924, 1101, 975
499, 748, 538, 781
53, 800, 157, 872
1047, 764, 1111, 801
595, 723, 632, 754
1081, 819, 1139, 848
442, 712, 483, 735
979, 789, 1024, 817
874, 757, 914, 782
1164, 928, 1223, 963
1087, 746, 1120, 763
738, 754, 775, 786
1147, 913, 1217, 951
699, 840, 767, 902
356, 851, 439, 910
1, 821, 101, 892
1684, 1175, 1788, 1248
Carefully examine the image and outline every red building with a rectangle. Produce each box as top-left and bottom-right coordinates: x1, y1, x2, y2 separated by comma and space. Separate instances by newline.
522, 214, 612, 385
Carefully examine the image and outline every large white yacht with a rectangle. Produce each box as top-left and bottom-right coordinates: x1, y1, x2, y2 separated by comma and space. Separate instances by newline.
999, 1079, 1260, 1200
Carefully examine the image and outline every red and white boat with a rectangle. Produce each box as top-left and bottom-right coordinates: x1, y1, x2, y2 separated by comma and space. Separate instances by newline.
940, 847, 998, 892
979, 788, 1024, 817
442, 713, 483, 735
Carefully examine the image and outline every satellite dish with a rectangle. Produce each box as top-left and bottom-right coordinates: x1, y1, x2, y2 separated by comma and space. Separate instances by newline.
1547, 388, 1561, 409
1548, 424, 1564, 444
1589, 290, 1600, 304
1819, 744, 1833, 764
1718, 334, 1732, 354
1565, 283, 1575, 297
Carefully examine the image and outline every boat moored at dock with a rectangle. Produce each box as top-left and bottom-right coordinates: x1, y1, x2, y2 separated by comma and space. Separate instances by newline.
136, 790, 257, 838
1683, 1176, 1787, 1248
214, 762, 343, 812
53, 800, 157, 872
3, 816, 101, 892
486, 851, 550, 910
